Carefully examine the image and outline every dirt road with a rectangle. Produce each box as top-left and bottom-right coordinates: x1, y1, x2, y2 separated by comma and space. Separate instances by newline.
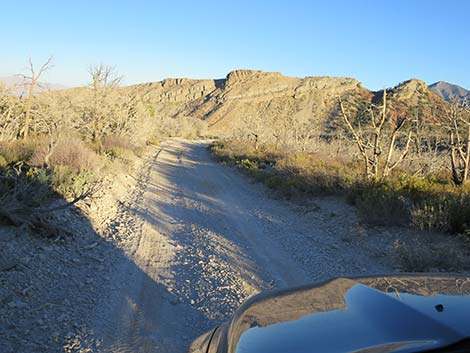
92, 139, 390, 353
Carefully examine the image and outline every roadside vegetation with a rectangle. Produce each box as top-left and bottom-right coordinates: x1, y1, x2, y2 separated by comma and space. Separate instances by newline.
0, 57, 206, 235
211, 88, 470, 238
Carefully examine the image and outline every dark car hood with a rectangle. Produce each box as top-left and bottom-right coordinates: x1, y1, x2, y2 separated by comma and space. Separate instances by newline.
210, 275, 470, 353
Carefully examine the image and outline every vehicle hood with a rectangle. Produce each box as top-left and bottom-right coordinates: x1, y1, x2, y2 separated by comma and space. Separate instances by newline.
219, 275, 470, 353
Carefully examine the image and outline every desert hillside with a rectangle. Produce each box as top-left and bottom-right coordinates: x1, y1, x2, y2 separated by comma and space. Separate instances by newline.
127, 69, 367, 135
115, 70, 447, 138
430, 80, 470, 105
1, 66, 470, 353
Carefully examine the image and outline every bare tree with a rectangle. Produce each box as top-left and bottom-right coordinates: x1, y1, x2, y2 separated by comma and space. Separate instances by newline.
83, 64, 123, 144
339, 89, 413, 179
18, 56, 54, 139
441, 101, 470, 185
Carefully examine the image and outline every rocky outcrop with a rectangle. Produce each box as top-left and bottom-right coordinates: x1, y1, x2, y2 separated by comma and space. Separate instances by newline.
121, 70, 446, 136
123, 70, 366, 135
226, 69, 281, 81
129, 78, 218, 103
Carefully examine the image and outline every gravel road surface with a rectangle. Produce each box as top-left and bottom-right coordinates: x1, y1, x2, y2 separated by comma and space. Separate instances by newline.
91, 139, 390, 353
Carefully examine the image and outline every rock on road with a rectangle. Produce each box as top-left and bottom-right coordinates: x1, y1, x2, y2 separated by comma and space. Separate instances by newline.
92, 138, 389, 353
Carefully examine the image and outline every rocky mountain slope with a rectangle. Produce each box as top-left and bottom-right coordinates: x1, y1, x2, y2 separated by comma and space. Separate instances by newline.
49, 70, 448, 137
429, 81, 470, 105
123, 70, 447, 136
124, 70, 367, 136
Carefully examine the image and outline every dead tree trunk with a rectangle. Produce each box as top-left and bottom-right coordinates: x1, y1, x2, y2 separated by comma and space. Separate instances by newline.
339, 89, 413, 180
18, 57, 53, 139
442, 102, 470, 186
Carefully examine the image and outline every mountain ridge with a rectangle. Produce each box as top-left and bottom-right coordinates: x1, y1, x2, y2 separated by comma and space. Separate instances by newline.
118, 70, 449, 136
17, 69, 451, 136
429, 81, 470, 105
0, 75, 67, 96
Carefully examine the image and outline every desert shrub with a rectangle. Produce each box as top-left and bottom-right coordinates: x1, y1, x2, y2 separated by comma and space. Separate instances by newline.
352, 186, 410, 226
410, 201, 450, 232
275, 154, 360, 194
30, 138, 100, 172
0, 162, 100, 232
102, 135, 133, 151
105, 145, 136, 163
132, 146, 145, 158
101, 134, 145, 159
0, 166, 53, 225
394, 174, 451, 202
264, 175, 286, 191
211, 140, 276, 165
264, 174, 312, 198
156, 116, 207, 139
238, 158, 259, 171
0, 139, 44, 164
51, 165, 97, 199
176, 117, 207, 139
448, 195, 470, 234
392, 239, 469, 272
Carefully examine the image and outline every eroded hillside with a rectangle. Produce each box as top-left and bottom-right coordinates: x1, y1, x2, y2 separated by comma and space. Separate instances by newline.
122, 70, 365, 135
118, 70, 449, 140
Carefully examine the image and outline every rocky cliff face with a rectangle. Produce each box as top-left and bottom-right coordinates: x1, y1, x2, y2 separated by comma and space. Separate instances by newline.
126, 70, 368, 136
122, 70, 447, 136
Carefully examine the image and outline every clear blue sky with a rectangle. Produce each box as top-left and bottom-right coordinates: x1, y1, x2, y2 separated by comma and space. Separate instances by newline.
1, 0, 468, 90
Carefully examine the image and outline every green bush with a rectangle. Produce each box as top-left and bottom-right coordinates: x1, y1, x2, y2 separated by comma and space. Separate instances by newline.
238, 158, 259, 171
105, 146, 135, 162
353, 186, 409, 226
448, 195, 470, 234
410, 201, 450, 232
51, 165, 97, 199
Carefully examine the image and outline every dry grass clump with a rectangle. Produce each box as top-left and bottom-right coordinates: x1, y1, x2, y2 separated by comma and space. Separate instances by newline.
102, 135, 134, 151
98, 135, 145, 171
30, 138, 101, 172
275, 153, 361, 194
392, 239, 470, 272
0, 139, 47, 165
